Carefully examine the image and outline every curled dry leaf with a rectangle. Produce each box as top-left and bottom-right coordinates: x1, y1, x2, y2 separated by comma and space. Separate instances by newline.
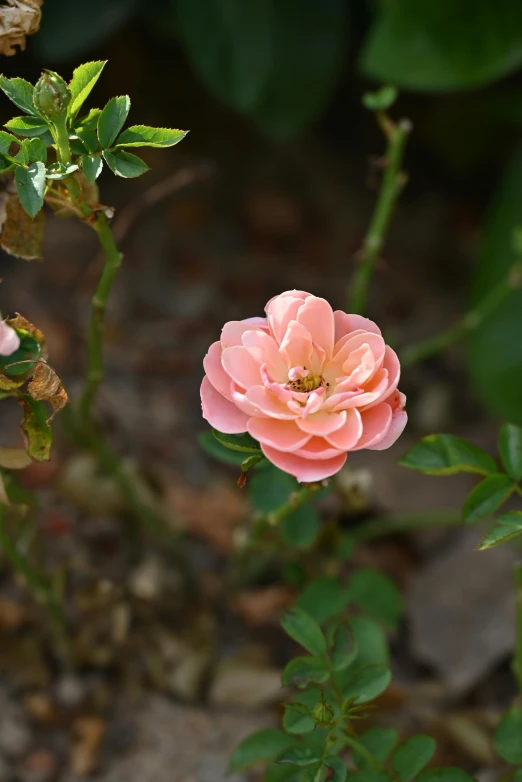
0, 194, 43, 260
28, 362, 68, 420
0, 0, 42, 56
6, 313, 47, 359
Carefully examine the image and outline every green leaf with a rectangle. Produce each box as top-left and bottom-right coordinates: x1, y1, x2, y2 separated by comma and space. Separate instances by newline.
5, 116, 49, 137
250, 0, 347, 139
362, 86, 397, 111
265, 763, 302, 782
494, 706, 522, 763
212, 429, 260, 453
0, 76, 37, 115
198, 430, 246, 466
15, 162, 46, 219
350, 616, 389, 666
499, 423, 522, 480
19, 396, 52, 462
325, 756, 347, 782
176, 0, 274, 112
0, 131, 17, 155
228, 729, 296, 773
76, 127, 100, 154
115, 125, 188, 148
353, 728, 399, 769
346, 569, 403, 630
280, 505, 320, 549
281, 607, 327, 657
399, 434, 497, 476
283, 702, 315, 735
468, 147, 522, 424
45, 163, 79, 181
24, 138, 47, 164
282, 655, 329, 687
81, 155, 103, 184
277, 746, 321, 767
0, 334, 40, 377
360, 0, 522, 91
391, 736, 437, 781
295, 577, 351, 625
0, 153, 15, 174
339, 664, 391, 704
461, 473, 514, 524
347, 771, 392, 782
102, 149, 149, 179
478, 510, 522, 550
330, 625, 358, 672
416, 770, 475, 782
249, 465, 297, 513
98, 95, 130, 148
68, 61, 107, 118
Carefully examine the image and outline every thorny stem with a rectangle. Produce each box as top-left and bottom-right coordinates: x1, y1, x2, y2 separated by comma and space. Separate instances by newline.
0, 503, 70, 663
401, 264, 522, 366
248, 483, 323, 544
349, 114, 412, 314
342, 733, 385, 771
513, 565, 522, 693
51, 115, 72, 166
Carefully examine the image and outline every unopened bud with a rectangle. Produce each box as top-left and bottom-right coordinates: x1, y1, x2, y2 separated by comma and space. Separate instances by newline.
33, 70, 71, 121
312, 701, 334, 726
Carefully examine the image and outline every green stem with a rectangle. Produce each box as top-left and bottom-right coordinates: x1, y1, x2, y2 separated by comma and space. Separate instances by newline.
78, 214, 123, 425
0, 504, 70, 662
350, 116, 412, 314
343, 733, 384, 771
513, 564, 522, 693
348, 509, 462, 543
401, 264, 522, 367
52, 115, 72, 166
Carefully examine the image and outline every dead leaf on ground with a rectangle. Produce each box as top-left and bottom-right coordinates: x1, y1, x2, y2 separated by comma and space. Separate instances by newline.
163, 475, 249, 553
28, 363, 68, 420
0, 195, 43, 260
0, 0, 42, 56
69, 717, 105, 776
230, 585, 294, 626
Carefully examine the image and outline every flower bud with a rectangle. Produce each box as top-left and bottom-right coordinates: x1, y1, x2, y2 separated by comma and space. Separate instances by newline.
312, 701, 334, 726
33, 70, 71, 121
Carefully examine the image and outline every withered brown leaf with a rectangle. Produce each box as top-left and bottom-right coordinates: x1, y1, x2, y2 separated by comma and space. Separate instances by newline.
0, 194, 43, 260
27, 362, 68, 420
0, 447, 32, 469
0, 0, 43, 56
6, 313, 48, 360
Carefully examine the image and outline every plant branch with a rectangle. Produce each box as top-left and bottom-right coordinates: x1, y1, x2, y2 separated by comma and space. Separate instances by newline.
401, 263, 522, 366
78, 213, 123, 425
349, 116, 412, 314
349, 509, 462, 543
514, 564, 522, 693
0, 503, 70, 662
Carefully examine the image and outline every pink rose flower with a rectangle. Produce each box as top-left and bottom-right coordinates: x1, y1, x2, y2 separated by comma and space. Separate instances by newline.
201, 290, 407, 482
0, 319, 20, 357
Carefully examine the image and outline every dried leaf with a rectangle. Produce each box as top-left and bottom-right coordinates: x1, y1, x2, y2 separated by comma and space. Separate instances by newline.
6, 313, 47, 359
0, 471, 9, 504
19, 395, 52, 461
27, 362, 68, 420
0, 447, 32, 469
70, 717, 105, 776
0, 194, 43, 259
0, 0, 42, 56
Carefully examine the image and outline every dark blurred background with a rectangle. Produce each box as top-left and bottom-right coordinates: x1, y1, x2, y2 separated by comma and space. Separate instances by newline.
0, 2, 522, 779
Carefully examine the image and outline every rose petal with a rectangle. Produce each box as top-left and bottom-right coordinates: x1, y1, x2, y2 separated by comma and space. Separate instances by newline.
352, 403, 393, 450
246, 386, 297, 419
221, 346, 262, 389
261, 444, 347, 482
279, 320, 313, 369
200, 376, 249, 434
248, 417, 312, 452
294, 437, 345, 460
203, 341, 232, 399
297, 409, 346, 435
266, 293, 309, 345
368, 408, 407, 450
221, 318, 266, 349
0, 321, 20, 356
296, 296, 335, 360
242, 329, 288, 381
325, 409, 363, 449
334, 311, 381, 342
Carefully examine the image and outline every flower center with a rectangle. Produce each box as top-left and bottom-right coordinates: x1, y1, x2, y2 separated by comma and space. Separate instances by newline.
288, 371, 323, 393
